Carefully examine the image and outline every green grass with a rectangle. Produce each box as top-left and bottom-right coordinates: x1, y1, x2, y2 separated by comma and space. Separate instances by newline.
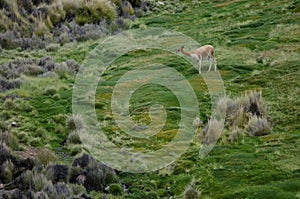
0, 0, 299, 198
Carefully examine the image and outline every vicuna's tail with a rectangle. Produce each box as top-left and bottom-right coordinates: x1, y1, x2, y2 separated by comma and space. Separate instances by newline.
211, 47, 215, 57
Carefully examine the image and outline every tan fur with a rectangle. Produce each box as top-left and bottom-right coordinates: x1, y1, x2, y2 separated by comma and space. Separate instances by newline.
176, 45, 217, 74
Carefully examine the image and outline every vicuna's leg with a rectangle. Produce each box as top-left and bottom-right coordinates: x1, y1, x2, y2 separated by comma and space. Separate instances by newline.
208, 57, 212, 72
212, 56, 217, 71
211, 50, 217, 71
198, 57, 202, 74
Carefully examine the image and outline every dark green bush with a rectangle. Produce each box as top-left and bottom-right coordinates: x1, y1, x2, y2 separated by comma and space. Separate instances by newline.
146, 191, 159, 199
46, 164, 69, 183
54, 182, 71, 198
108, 183, 124, 195
70, 154, 118, 191
0, 160, 14, 184
128, 0, 141, 7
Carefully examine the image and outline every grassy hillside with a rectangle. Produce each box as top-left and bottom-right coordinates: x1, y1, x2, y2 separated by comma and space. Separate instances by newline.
0, 0, 299, 198
0, 0, 146, 49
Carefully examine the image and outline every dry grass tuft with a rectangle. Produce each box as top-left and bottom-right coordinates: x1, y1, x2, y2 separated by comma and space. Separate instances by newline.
201, 118, 224, 144
247, 115, 271, 136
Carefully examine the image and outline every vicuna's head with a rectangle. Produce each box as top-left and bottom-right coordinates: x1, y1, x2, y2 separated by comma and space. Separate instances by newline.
176, 46, 184, 53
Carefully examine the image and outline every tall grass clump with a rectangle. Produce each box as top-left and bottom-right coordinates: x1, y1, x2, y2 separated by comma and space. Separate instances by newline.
67, 114, 84, 132
201, 118, 224, 144
202, 90, 271, 144
66, 0, 117, 25
217, 90, 270, 128
36, 147, 57, 166
247, 115, 271, 136
67, 130, 82, 145
121, 1, 134, 17
0, 130, 19, 150
0, 0, 146, 50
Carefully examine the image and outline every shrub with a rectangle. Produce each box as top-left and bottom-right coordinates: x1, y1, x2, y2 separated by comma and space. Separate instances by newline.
69, 183, 86, 196
135, 8, 144, 17
108, 183, 124, 195
212, 90, 271, 143
3, 98, 17, 110
44, 87, 57, 96
52, 113, 67, 125
68, 144, 83, 156
36, 191, 48, 199
121, 1, 134, 17
10, 189, 24, 199
34, 17, 50, 37
54, 62, 76, 77
18, 170, 34, 190
29, 137, 42, 147
37, 147, 57, 166
74, 0, 117, 25
67, 130, 82, 145
16, 131, 29, 144
0, 143, 16, 165
0, 130, 19, 150
246, 90, 268, 116
193, 117, 203, 130
67, 114, 84, 132
184, 186, 199, 199
127, 0, 141, 7
17, 100, 34, 112
71, 154, 118, 191
17, 157, 36, 172
32, 172, 49, 192
0, 75, 23, 92
45, 43, 60, 52
68, 165, 82, 184
46, 164, 69, 183
72, 153, 90, 168
38, 56, 53, 68
231, 106, 249, 128
0, 120, 8, 131
54, 182, 71, 199
0, 160, 14, 184
44, 181, 59, 199
66, 59, 81, 73
83, 164, 104, 191
146, 191, 159, 199
215, 97, 236, 121
48, 0, 66, 26
247, 116, 271, 136
201, 118, 223, 144
62, 0, 82, 20
17, 0, 34, 13
228, 127, 244, 143
24, 64, 44, 76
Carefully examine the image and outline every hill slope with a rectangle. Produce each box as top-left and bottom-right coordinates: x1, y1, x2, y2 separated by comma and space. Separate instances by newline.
0, 0, 299, 198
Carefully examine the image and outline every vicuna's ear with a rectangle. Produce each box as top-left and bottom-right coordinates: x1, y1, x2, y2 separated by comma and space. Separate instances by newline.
181, 46, 184, 48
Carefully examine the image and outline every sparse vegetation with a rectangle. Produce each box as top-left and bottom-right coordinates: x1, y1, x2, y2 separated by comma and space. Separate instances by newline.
0, 0, 148, 50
